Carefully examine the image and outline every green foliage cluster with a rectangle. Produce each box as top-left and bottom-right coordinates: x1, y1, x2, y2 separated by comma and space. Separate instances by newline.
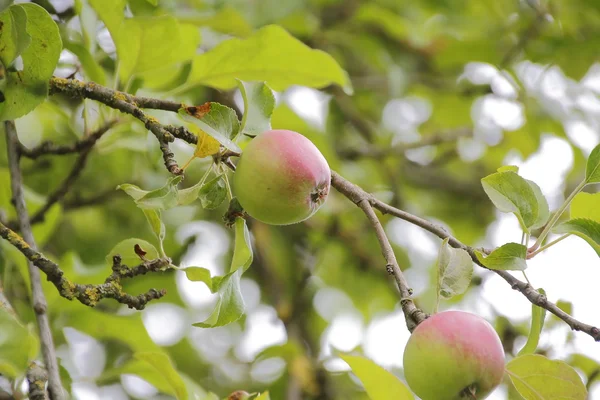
0, 0, 599, 399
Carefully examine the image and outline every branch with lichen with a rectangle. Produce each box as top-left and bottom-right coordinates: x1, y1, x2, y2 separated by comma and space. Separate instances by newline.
49, 77, 189, 175
330, 171, 600, 341
0, 221, 169, 309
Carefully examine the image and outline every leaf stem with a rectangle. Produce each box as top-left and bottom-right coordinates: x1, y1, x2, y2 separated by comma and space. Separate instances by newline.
527, 234, 571, 259
223, 169, 234, 200
530, 180, 586, 252
521, 271, 531, 286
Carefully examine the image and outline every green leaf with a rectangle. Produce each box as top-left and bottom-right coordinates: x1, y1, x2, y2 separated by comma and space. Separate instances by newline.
89, 0, 200, 83
182, 6, 252, 38
255, 392, 270, 400
135, 352, 188, 400
436, 238, 473, 300
117, 17, 200, 83
585, 143, 600, 184
118, 176, 184, 210
482, 171, 539, 231
142, 209, 165, 250
506, 354, 587, 400
0, 3, 62, 121
198, 175, 227, 210
63, 309, 161, 353
475, 243, 528, 271
178, 103, 241, 153
526, 179, 550, 230
229, 218, 253, 274
193, 219, 253, 328
193, 269, 244, 328
184, 267, 215, 292
237, 80, 276, 137
554, 218, 600, 257
177, 172, 212, 206
340, 354, 414, 400
498, 165, 519, 173
0, 307, 39, 378
186, 25, 352, 93
0, 5, 30, 67
105, 238, 159, 267
518, 288, 547, 356
116, 183, 148, 201
571, 192, 600, 222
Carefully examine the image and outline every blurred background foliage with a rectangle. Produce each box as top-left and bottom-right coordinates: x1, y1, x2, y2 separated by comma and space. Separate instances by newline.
1, 0, 600, 399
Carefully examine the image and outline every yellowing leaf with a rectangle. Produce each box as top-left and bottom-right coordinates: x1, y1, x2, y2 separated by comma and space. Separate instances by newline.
194, 130, 221, 158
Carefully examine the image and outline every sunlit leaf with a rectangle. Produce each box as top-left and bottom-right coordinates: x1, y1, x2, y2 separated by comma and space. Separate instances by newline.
506, 354, 587, 400
481, 171, 539, 231
571, 192, 600, 222
554, 218, 600, 257
518, 288, 546, 356
255, 392, 270, 400
437, 238, 473, 300
340, 354, 414, 400
475, 243, 527, 271
237, 80, 276, 137
186, 25, 352, 93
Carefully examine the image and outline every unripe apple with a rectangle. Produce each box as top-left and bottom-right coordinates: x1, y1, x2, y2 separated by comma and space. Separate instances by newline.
233, 129, 330, 225
403, 311, 505, 400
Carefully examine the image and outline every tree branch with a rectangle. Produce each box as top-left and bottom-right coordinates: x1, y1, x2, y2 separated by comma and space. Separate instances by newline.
18, 120, 117, 159
338, 127, 472, 159
0, 220, 169, 309
4, 121, 65, 400
26, 362, 48, 400
49, 77, 183, 175
331, 171, 600, 341
330, 172, 428, 331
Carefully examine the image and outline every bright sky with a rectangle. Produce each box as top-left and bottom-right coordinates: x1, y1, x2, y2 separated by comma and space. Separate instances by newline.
56, 59, 600, 400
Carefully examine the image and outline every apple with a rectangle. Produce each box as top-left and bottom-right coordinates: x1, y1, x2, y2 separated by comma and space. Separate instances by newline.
403, 310, 505, 399
233, 129, 330, 225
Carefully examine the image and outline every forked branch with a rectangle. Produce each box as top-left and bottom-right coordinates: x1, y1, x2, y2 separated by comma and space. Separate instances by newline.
331, 171, 600, 341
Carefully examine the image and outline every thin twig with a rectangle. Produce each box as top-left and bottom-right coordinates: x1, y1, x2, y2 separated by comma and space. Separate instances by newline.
330, 172, 428, 331
49, 77, 183, 175
4, 121, 65, 400
19, 120, 117, 159
331, 172, 600, 341
339, 127, 472, 159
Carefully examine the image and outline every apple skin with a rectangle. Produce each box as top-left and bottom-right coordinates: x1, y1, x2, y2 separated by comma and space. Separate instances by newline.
403, 311, 505, 400
233, 129, 331, 225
